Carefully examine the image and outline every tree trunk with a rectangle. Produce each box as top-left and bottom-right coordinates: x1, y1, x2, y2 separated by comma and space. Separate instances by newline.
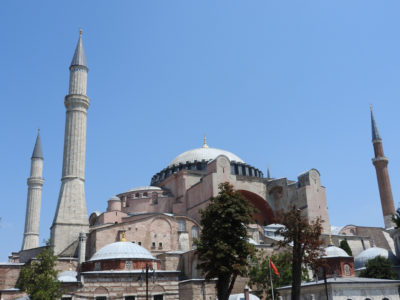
217, 274, 236, 300
291, 245, 302, 300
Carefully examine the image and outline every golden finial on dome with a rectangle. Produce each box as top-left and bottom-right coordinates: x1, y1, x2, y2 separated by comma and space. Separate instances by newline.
329, 234, 334, 246
203, 134, 209, 148
121, 231, 127, 242
79, 28, 83, 36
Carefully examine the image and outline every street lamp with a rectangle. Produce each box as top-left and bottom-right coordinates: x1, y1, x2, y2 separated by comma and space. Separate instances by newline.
138, 263, 156, 300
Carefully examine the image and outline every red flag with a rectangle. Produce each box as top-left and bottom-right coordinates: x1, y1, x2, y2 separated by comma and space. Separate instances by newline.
269, 259, 280, 276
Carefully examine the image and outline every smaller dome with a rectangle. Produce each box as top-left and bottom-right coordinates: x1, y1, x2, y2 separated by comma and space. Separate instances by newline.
58, 270, 78, 282
229, 294, 260, 300
124, 186, 162, 193
354, 247, 388, 270
323, 245, 349, 258
90, 241, 155, 261
264, 223, 285, 229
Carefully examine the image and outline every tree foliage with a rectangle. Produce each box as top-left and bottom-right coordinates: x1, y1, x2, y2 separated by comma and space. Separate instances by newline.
248, 250, 309, 298
277, 207, 324, 300
392, 208, 400, 228
359, 255, 397, 280
339, 239, 353, 256
196, 182, 255, 300
16, 245, 62, 300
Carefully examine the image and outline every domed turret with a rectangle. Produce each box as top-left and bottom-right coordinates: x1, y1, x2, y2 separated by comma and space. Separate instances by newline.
89, 241, 155, 261
354, 246, 390, 270
323, 245, 350, 258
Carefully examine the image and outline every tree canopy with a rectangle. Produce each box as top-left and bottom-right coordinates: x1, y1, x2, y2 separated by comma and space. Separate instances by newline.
339, 239, 353, 256
359, 255, 397, 280
16, 244, 62, 300
196, 182, 255, 300
392, 208, 400, 228
277, 207, 323, 300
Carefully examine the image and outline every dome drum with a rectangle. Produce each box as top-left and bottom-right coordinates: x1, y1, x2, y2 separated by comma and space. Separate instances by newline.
81, 258, 160, 272
151, 160, 263, 185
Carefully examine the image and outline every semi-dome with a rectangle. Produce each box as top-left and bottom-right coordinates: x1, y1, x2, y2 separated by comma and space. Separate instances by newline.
169, 146, 244, 167
323, 245, 350, 258
354, 246, 388, 270
89, 241, 155, 261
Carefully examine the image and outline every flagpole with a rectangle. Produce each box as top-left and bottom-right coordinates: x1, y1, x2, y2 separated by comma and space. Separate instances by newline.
269, 258, 275, 300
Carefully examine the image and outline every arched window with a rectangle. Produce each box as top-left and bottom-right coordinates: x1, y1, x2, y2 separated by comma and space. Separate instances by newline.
178, 220, 186, 232
135, 193, 140, 198
143, 192, 148, 197
191, 226, 199, 249
344, 264, 351, 276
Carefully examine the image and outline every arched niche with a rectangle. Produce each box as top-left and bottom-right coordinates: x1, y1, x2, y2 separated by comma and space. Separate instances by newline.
238, 190, 274, 226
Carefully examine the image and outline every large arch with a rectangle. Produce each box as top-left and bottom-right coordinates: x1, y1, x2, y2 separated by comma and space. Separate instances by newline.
238, 190, 274, 226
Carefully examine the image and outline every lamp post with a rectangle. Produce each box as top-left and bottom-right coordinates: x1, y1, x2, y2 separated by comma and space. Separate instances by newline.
138, 263, 156, 300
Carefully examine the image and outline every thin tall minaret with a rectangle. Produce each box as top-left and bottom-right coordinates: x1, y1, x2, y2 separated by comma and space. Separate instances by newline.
370, 106, 395, 229
22, 130, 44, 250
51, 30, 90, 255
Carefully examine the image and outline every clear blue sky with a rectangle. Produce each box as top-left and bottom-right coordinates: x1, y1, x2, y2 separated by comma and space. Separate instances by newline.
1, 1, 400, 261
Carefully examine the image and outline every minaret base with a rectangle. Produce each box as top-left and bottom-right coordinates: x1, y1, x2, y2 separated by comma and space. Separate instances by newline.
51, 178, 89, 255
384, 214, 395, 230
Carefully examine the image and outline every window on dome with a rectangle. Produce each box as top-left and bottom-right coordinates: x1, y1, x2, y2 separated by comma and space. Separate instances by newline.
135, 193, 140, 198
143, 192, 148, 197
95, 297, 107, 300
125, 260, 132, 270
152, 192, 158, 204
94, 262, 101, 271
125, 297, 135, 300
153, 295, 163, 300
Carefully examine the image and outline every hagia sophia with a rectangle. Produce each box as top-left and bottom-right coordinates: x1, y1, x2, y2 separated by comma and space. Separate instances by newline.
2, 32, 400, 300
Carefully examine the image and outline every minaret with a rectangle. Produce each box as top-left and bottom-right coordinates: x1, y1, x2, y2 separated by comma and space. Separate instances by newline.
370, 106, 395, 229
22, 130, 44, 250
51, 30, 90, 255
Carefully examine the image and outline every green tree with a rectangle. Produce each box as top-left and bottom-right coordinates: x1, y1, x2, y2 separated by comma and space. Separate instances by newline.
359, 255, 397, 279
196, 182, 255, 300
277, 207, 324, 300
339, 239, 353, 256
392, 208, 400, 228
16, 244, 62, 300
248, 250, 309, 298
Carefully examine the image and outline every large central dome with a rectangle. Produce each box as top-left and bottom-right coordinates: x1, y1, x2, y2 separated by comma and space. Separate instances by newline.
151, 138, 263, 185
169, 146, 244, 167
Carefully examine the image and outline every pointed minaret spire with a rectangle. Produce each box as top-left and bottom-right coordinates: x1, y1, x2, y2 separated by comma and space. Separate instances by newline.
31, 128, 43, 159
51, 31, 90, 255
267, 165, 271, 179
370, 105, 381, 141
70, 29, 87, 68
370, 106, 395, 229
22, 130, 44, 250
